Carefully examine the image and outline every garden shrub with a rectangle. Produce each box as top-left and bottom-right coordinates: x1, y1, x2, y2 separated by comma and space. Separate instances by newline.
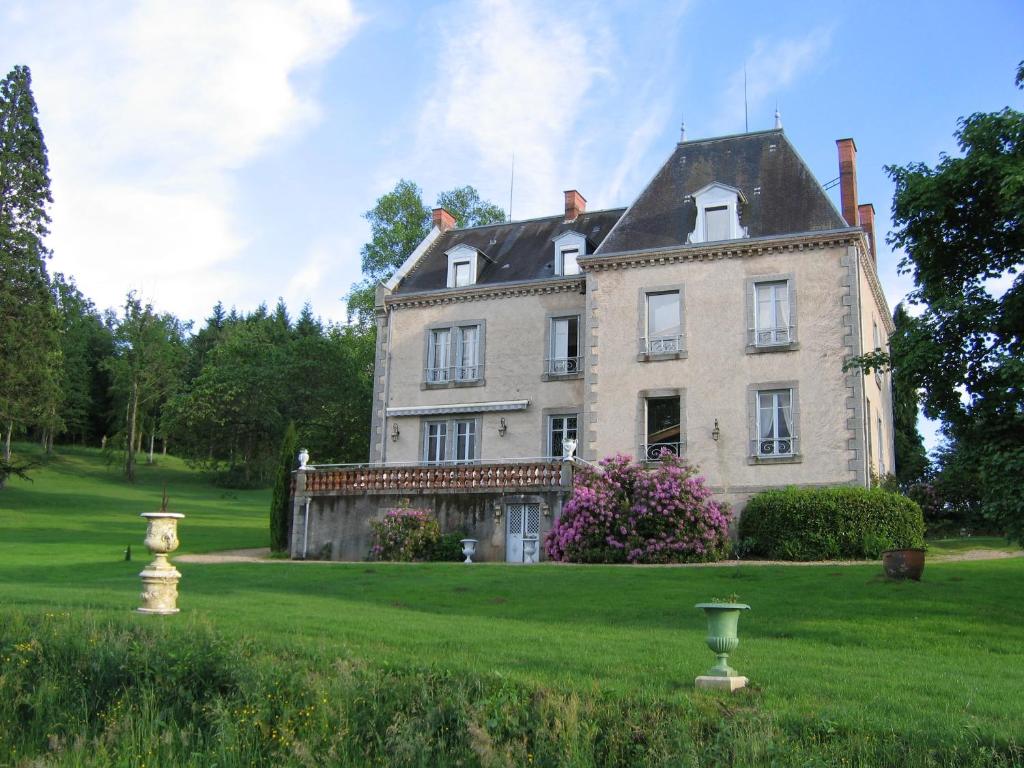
370, 508, 441, 561
738, 486, 925, 560
430, 531, 468, 562
545, 452, 731, 564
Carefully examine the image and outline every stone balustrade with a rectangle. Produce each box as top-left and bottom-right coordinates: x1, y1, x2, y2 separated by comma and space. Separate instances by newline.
300, 461, 566, 495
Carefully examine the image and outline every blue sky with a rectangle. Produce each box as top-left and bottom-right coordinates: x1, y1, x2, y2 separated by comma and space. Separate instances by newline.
2, 0, 1022, 448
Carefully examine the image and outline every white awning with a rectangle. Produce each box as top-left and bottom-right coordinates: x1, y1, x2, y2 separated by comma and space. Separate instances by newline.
387, 400, 530, 417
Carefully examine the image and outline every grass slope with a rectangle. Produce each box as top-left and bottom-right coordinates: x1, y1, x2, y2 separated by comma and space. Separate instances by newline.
1, 444, 1022, 764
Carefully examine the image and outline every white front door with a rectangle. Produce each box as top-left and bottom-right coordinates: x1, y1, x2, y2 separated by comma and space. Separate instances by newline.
506, 503, 541, 563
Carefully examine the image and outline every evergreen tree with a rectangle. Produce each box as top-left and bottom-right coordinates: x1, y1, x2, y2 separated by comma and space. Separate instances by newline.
270, 421, 298, 552
0, 65, 61, 472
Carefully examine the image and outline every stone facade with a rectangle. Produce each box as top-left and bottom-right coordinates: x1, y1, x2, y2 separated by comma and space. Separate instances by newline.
296, 128, 896, 561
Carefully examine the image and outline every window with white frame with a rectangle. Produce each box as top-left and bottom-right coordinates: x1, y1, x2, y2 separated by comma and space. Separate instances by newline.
754, 280, 792, 346
453, 261, 472, 287
557, 247, 580, 276
547, 316, 580, 375
424, 421, 447, 463
426, 328, 451, 383
553, 231, 586, 277
424, 322, 483, 385
645, 291, 682, 354
455, 325, 479, 381
547, 414, 578, 459
756, 389, 795, 457
704, 205, 731, 242
687, 182, 748, 244
644, 395, 682, 461
872, 319, 881, 351
423, 418, 478, 464
445, 244, 479, 288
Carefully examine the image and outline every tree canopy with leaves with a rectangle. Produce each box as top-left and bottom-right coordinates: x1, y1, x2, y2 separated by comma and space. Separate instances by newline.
0, 64, 61, 474
346, 181, 506, 326
885, 63, 1023, 539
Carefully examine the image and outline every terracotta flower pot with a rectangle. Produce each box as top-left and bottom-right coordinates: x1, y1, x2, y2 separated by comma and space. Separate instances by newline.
882, 548, 926, 581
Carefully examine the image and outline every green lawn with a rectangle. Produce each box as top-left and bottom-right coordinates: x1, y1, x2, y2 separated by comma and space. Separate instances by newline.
2, 444, 1023, 760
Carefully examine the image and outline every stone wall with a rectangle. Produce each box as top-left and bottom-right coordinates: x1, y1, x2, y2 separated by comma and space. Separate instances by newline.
290, 462, 569, 562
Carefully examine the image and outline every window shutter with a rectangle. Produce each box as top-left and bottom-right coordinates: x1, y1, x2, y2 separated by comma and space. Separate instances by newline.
790, 388, 801, 454
745, 281, 756, 346
788, 279, 798, 343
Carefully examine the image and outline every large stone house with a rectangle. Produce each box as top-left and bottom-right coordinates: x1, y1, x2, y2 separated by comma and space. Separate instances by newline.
291, 128, 894, 562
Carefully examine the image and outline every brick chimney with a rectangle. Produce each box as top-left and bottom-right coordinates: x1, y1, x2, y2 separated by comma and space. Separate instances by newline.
564, 190, 586, 222
858, 203, 876, 264
836, 138, 859, 227
432, 207, 456, 233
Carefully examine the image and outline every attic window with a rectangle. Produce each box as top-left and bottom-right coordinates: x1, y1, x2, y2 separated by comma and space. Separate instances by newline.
453, 261, 472, 287
553, 231, 586, 277
687, 182, 749, 244
558, 247, 580, 276
446, 244, 480, 288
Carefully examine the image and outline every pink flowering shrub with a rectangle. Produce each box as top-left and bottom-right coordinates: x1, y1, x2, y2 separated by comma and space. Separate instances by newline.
369, 508, 441, 561
545, 452, 731, 564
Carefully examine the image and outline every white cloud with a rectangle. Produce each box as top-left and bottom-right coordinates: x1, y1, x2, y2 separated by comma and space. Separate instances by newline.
2, 0, 360, 320
711, 28, 833, 135
414, 0, 613, 219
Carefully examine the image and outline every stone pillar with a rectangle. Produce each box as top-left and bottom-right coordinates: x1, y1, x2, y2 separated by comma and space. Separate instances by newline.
290, 468, 308, 559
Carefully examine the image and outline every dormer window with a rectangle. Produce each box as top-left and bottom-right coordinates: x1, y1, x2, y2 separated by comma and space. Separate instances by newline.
446, 244, 480, 288
687, 182, 748, 244
553, 231, 585, 276
453, 260, 472, 287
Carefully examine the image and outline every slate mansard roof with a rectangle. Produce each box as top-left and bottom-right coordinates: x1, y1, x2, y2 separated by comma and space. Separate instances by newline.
391, 129, 849, 295
393, 208, 625, 294
596, 129, 848, 255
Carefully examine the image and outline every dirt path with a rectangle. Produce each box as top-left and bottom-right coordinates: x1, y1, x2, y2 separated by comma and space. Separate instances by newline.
176, 547, 1023, 566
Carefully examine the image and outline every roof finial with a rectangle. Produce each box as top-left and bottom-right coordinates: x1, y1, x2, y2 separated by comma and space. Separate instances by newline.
680, 116, 687, 143
774, 102, 782, 130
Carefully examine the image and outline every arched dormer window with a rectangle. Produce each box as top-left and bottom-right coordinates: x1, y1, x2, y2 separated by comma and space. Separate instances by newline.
553, 231, 586, 276
687, 182, 748, 244
446, 244, 481, 288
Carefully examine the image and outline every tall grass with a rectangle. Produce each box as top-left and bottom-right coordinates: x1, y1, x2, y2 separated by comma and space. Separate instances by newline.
1, 612, 1020, 767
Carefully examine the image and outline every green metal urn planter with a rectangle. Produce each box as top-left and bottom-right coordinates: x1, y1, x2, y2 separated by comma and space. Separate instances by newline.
694, 602, 750, 691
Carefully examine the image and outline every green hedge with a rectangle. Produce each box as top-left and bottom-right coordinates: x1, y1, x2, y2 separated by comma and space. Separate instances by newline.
738, 486, 925, 560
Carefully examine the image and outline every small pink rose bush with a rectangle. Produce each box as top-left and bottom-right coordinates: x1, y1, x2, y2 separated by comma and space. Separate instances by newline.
545, 452, 731, 564
370, 508, 441, 561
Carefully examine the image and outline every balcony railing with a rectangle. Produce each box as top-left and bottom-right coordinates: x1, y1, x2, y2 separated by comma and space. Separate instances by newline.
641, 335, 683, 355
424, 364, 484, 384
753, 436, 798, 457
641, 441, 684, 462
545, 356, 582, 375
750, 326, 794, 346
301, 460, 565, 494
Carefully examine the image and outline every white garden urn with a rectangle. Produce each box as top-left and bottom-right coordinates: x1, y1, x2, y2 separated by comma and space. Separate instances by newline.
460, 538, 478, 564
523, 538, 539, 563
138, 512, 185, 614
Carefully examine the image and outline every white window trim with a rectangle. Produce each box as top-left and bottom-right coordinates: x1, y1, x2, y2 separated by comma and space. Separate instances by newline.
636, 388, 686, 463
421, 416, 481, 464
637, 284, 687, 360
687, 182, 748, 244
422, 320, 486, 388
546, 413, 579, 459
745, 274, 798, 353
552, 231, 586, 276
445, 244, 480, 288
544, 314, 582, 378
747, 381, 802, 464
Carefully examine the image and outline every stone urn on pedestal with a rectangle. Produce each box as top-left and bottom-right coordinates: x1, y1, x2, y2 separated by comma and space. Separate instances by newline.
138, 504, 185, 615
694, 601, 751, 691
460, 538, 478, 563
